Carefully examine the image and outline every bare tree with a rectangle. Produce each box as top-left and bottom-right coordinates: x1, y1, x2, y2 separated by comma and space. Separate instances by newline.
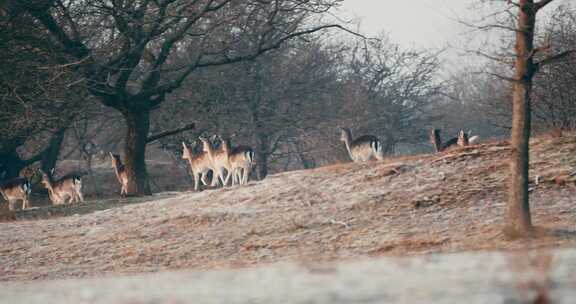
335, 35, 443, 155
494, 0, 574, 235
0, 6, 85, 178
532, 5, 576, 130
22, 0, 351, 196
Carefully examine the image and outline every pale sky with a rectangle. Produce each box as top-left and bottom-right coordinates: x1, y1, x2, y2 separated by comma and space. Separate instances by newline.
339, 0, 570, 50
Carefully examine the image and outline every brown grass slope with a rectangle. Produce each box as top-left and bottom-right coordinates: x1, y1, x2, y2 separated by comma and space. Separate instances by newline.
1, 134, 575, 281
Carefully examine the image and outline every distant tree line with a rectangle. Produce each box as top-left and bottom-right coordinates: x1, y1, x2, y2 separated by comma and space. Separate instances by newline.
1, 1, 574, 206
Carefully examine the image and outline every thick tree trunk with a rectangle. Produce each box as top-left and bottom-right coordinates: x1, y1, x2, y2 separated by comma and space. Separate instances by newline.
507, 0, 537, 236
41, 127, 67, 172
256, 134, 270, 181
256, 152, 268, 181
122, 110, 152, 196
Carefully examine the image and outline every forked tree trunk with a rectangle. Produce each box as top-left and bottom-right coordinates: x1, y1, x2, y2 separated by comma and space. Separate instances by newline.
507, 0, 538, 236
123, 110, 152, 196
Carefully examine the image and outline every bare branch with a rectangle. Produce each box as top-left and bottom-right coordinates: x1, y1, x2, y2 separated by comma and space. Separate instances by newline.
146, 123, 195, 143
535, 0, 556, 11
535, 49, 575, 68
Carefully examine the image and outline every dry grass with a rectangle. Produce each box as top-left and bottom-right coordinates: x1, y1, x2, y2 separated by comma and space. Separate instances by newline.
1, 133, 575, 282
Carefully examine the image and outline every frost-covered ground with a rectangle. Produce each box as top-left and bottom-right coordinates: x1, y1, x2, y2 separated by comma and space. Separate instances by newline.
2, 248, 574, 304
0, 133, 575, 301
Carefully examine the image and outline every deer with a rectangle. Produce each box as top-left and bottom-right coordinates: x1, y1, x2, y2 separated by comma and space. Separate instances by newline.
430, 128, 473, 153
467, 130, 481, 145
39, 169, 84, 205
456, 130, 469, 147
198, 135, 230, 188
0, 176, 32, 211
228, 144, 255, 186
211, 135, 255, 186
206, 135, 234, 187
109, 153, 129, 197
339, 127, 384, 162
182, 137, 214, 191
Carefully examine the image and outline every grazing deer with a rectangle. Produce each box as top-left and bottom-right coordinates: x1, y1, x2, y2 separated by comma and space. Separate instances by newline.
182, 138, 213, 191
228, 144, 255, 185
431, 129, 475, 152
39, 169, 84, 205
430, 128, 459, 153
0, 177, 31, 210
109, 153, 129, 197
339, 127, 384, 162
467, 130, 480, 145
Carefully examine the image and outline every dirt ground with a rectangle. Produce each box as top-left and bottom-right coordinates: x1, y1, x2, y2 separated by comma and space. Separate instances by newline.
1, 133, 575, 282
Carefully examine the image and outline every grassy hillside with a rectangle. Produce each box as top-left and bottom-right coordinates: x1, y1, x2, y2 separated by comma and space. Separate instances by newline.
1, 133, 575, 281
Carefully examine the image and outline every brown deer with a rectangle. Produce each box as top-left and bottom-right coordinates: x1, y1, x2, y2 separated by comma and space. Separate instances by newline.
207, 135, 233, 187
430, 128, 470, 152
182, 138, 214, 191
457, 130, 469, 147
229, 146, 255, 185
339, 127, 384, 162
0, 177, 31, 210
109, 153, 129, 197
39, 169, 84, 205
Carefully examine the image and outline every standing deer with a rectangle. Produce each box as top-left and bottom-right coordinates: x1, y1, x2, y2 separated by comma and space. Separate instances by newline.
208, 135, 233, 187
0, 177, 31, 210
339, 127, 384, 162
199, 135, 229, 188
109, 153, 129, 197
228, 144, 255, 186
457, 130, 469, 147
39, 169, 84, 205
211, 135, 255, 186
182, 138, 214, 191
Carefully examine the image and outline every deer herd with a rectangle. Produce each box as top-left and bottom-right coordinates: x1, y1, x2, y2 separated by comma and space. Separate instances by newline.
0, 127, 478, 212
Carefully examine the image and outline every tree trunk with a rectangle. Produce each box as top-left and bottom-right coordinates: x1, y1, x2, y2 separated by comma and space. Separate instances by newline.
123, 110, 152, 196
0, 149, 25, 179
41, 127, 67, 172
507, 0, 537, 236
256, 134, 270, 181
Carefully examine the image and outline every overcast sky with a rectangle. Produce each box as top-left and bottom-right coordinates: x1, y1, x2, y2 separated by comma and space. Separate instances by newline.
338, 0, 570, 51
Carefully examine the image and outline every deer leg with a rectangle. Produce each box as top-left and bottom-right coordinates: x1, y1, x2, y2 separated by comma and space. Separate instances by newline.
77, 189, 84, 202
200, 172, 210, 187
194, 172, 201, 192
242, 167, 249, 185
210, 169, 221, 188
231, 169, 238, 186
222, 169, 231, 187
